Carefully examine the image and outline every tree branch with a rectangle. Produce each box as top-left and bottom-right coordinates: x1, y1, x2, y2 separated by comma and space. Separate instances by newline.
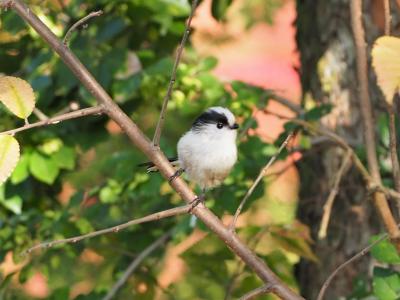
230, 131, 295, 231
102, 230, 172, 300
381, 0, 400, 214
63, 10, 103, 46
318, 150, 352, 239
0, 106, 104, 136
270, 95, 304, 115
239, 284, 273, 300
152, 0, 199, 147
24, 205, 190, 255
383, 0, 391, 35
291, 119, 400, 202
6, 1, 303, 298
388, 104, 400, 196
32, 107, 48, 121
316, 233, 388, 300
350, 0, 400, 246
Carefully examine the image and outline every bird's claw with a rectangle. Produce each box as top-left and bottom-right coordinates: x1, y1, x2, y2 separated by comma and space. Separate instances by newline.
168, 168, 184, 183
188, 194, 205, 213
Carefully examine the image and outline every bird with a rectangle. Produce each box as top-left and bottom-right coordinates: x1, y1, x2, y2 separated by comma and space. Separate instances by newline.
141, 106, 239, 206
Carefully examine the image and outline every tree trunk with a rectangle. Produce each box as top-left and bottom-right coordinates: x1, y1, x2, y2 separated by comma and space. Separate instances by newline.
295, 0, 392, 298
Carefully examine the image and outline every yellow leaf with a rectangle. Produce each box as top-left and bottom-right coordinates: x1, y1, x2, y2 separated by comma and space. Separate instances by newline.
0, 76, 35, 119
0, 135, 20, 186
372, 36, 400, 105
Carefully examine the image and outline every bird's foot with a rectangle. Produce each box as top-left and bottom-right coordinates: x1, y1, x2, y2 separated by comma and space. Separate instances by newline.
188, 194, 205, 213
168, 168, 184, 183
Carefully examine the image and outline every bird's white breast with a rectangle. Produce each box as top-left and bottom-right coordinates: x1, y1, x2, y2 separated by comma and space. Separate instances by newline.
177, 129, 237, 190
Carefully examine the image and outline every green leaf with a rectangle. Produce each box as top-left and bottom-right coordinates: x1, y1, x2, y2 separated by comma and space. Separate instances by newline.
371, 236, 400, 264
211, 0, 233, 21
305, 104, 333, 121
0, 135, 20, 186
0, 195, 22, 215
0, 76, 35, 119
53, 146, 76, 170
99, 180, 122, 203
11, 153, 30, 184
373, 267, 400, 300
0, 271, 16, 291
29, 151, 59, 184
198, 57, 218, 72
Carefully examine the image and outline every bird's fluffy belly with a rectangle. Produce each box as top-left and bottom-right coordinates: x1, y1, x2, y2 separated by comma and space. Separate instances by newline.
178, 138, 237, 189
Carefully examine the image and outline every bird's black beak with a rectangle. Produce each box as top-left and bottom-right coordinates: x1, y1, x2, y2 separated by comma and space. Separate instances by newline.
230, 123, 239, 130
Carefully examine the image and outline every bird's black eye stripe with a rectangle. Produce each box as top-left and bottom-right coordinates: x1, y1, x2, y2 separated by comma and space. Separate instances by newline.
192, 110, 229, 130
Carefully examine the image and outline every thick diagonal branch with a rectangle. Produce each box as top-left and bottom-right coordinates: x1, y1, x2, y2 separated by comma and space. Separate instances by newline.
5, 1, 302, 298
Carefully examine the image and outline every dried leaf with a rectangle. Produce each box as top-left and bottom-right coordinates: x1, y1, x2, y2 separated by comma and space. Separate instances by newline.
372, 36, 400, 105
0, 76, 35, 119
0, 135, 20, 186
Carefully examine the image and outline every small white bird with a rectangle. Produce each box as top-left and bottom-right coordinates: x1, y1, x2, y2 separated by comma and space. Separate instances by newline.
142, 106, 239, 205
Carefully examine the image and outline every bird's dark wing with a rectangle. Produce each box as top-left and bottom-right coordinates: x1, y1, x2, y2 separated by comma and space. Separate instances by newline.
138, 157, 179, 173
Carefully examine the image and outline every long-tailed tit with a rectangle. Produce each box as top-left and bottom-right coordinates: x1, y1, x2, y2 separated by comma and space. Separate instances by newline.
142, 106, 239, 205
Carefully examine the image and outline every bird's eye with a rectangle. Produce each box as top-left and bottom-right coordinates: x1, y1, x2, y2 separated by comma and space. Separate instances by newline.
217, 122, 224, 129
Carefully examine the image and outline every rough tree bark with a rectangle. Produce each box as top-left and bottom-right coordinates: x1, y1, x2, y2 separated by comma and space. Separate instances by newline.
296, 0, 397, 298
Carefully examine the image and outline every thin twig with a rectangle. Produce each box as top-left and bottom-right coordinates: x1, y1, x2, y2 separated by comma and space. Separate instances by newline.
350, 0, 400, 245
33, 107, 48, 121
388, 105, 400, 200
271, 95, 304, 115
23, 205, 190, 255
383, 0, 391, 35
318, 150, 352, 239
152, 0, 199, 147
54, 101, 80, 116
63, 10, 103, 46
382, 0, 400, 213
229, 132, 295, 231
102, 230, 172, 300
291, 119, 400, 202
239, 284, 273, 300
0, 106, 104, 136
316, 233, 389, 300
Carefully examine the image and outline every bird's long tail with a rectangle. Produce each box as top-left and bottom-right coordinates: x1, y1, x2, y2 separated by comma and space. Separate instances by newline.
138, 157, 179, 173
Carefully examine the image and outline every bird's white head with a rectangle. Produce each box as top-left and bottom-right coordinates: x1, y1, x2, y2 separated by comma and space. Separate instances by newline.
191, 106, 239, 140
